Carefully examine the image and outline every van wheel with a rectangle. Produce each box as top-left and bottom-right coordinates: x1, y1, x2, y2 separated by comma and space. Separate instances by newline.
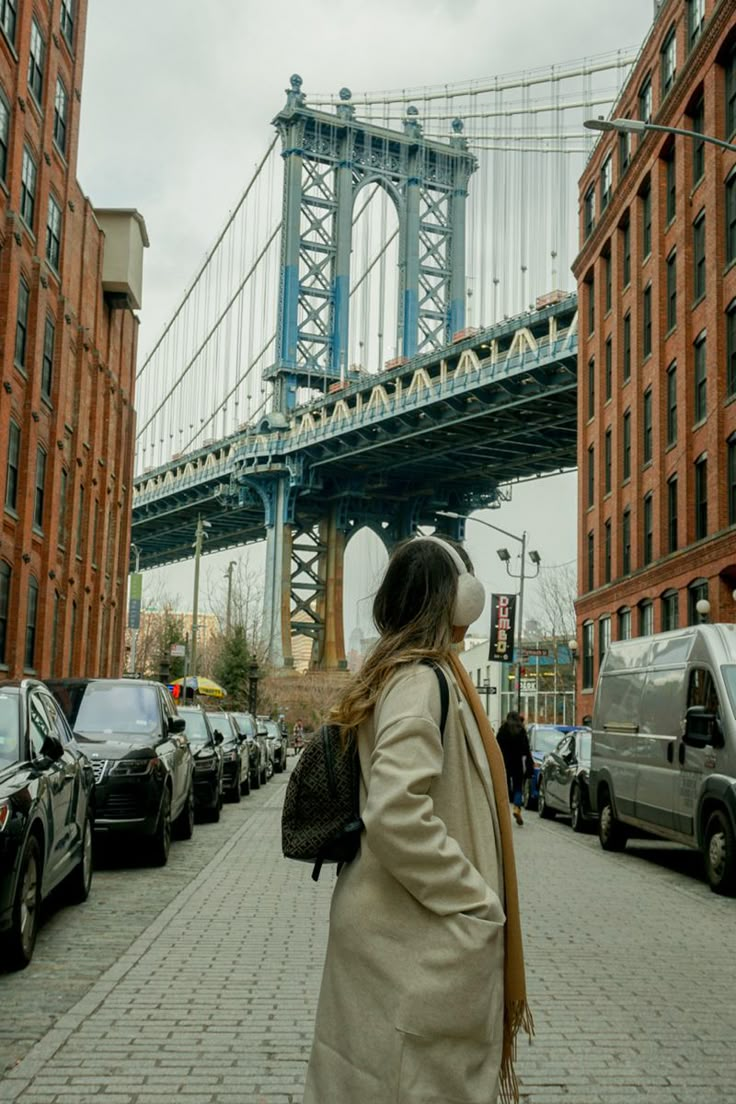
570, 785, 585, 833
704, 809, 736, 896
599, 793, 627, 852
538, 778, 555, 819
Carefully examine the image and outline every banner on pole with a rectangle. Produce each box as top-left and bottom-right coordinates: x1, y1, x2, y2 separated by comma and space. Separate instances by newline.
128, 573, 143, 629
488, 593, 517, 663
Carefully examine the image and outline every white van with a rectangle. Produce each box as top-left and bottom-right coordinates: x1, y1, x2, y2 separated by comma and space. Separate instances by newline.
589, 623, 736, 895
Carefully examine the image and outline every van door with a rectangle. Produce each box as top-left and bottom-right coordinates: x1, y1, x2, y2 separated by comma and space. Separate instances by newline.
633, 668, 683, 831
673, 668, 722, 839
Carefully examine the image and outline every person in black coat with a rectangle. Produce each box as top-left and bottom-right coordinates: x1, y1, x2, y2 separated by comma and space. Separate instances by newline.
496, 710, 532, 826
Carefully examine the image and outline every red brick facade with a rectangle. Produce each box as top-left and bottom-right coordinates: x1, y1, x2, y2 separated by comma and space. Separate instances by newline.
1, 0, 141, 678
573, 0, 736, 717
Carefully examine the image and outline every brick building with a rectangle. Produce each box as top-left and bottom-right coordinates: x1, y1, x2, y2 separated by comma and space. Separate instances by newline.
573, 0, 736, 717
0, 0, 147, 678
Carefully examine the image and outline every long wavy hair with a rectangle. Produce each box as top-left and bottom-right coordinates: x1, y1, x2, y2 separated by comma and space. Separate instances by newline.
331, 536, 474, 731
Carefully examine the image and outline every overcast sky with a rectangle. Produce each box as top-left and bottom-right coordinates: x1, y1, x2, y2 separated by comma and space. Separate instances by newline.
76, 0, 655, 645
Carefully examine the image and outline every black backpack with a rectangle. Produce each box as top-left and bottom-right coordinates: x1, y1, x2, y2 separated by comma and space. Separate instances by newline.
282, 660, 449, 881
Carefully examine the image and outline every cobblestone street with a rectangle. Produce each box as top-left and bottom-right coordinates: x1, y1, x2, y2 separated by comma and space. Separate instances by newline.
2, 764, 735, 1104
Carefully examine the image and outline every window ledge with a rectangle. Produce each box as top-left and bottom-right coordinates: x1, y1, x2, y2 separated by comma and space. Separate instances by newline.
692, 416, 708, 431
52, 139, 68, 168
665, 440, 677, 452
41, 393, 53, 412
692, 293, 706, 310
724, 392, 736, 408
32, 525, 44, 540
665, 324, 677, 339
3, 505, 18, 521
723, 258, 736, 279
14, 362, 28, 380
0, 26, 18, 61
643, 459, 653, 471
690, 176, 705, 198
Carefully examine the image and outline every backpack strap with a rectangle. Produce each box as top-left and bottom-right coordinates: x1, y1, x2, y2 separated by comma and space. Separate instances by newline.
420, 659, 449, 744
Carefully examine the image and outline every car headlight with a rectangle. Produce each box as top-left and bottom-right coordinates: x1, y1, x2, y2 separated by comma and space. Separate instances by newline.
110, 758, 160, 776
224, 750, 238, 762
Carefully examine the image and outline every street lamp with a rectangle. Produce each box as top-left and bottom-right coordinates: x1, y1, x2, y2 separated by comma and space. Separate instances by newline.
248, 661, 261, 716
567, 638, 578, 725
584, 116, 736, 154
696, 598, 711, 624
437, 511, 540, 713
190, 515, 212, 677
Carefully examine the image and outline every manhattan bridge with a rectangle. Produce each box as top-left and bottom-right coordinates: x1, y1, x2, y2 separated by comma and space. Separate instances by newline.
131, 50, 636, 669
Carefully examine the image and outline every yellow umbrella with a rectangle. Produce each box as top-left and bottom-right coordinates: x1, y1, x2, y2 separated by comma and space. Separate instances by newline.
171, 676, 227, 699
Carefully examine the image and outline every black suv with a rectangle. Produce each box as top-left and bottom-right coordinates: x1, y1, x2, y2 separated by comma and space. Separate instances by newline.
230, 712, 264, 789
178, 706, 224, 821
0, 680, 95, 970
48, 679, 195, 866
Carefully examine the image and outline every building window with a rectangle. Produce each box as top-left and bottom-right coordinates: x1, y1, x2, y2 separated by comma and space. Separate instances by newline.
695, 455, 708, 539
60, 0, 75, 45
587, 357, 595, 419
92, 500, 99, 566
639, 600, 654, 637
604, 520, 612, 583
587, 446, 595, 508
27, 19, 45, 104
623, 311, 631, 381
622, 509, 631, 575
601, 155, 612, 212
641, 183, 652, 257
694, 332, 707, 423
661, 27, 677, 97
726, 40, 736, 138
604, 428, 612, 495
69, 601, 77, 675
586, 273, 595, 334
667, 475, 678, 553
665, 147, 676, 224
728, 302, 736, 398
25, 577, 39, 670
691, 93, 705, 184
727, 172, 736, 266
34, 447, 46, 531
0, 0, 17, 45
46, 195, 62, 271
15, 276, 30, 369
619, 129, 631, 179
5, 421, 20, 513
639, 76, 652, 123
41, 317, 55, 399
584, 184, 596, 238
76, 485, 84, 556
587, 531, 595, 592
618, 607, 632, 640
693, 211, 706, 300
622, 409, 631, 481
622, 218, 631, 287
605, 337, 612, 401
728, 436, 736, 525
643, 388, 653, 464
604, 251, 612, 312
643, 493, 653, 566
20, 147, 37, 229
0, 561, 9, 665
582, 621, 594, 689
688, 578, 709, 624
53, 78, 68, 154
0, 90, 9, 183
666, 250, 677, 331
688, 0, 705, 50
662, 589, 679, 632
599, 616, 611, 662
51, 590, 60, 677
666, 361, 678, 445
58, 467, 68, 548
642, 283, 652, 358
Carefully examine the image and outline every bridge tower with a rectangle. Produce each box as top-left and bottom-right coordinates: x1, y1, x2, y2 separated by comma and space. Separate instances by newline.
258, 76, 476, 669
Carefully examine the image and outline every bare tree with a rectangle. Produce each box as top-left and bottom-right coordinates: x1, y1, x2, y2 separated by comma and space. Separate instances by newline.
204, 553, 267, 677
528, 562, 577, 641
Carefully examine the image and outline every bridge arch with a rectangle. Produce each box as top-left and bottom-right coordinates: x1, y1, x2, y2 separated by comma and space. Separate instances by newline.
343, 525, 389, 665
349, 180, 401, 375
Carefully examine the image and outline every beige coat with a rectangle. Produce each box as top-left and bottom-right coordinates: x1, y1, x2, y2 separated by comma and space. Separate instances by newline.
304, 661, 506, 1104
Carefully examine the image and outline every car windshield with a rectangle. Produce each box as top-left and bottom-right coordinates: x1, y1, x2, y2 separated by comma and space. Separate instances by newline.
264, 722, 280, 738
531, 726, 566, 755
722, 666, 736, 716
0, 691, 20, 767
74, 683, 160, 738
205, 714, 229, 737
179, 709, 210, 744
232, 713, 255, 736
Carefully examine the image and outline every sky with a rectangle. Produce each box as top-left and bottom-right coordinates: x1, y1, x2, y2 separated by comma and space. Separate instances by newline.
76, 0, 655, 644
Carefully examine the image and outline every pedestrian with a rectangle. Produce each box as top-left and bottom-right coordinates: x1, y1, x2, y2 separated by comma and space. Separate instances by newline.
293, 718, 305, 754
304, 535, 532, 1104
496, 711, 533, 826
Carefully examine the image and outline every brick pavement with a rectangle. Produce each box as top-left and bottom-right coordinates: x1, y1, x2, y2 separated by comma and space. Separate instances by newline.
2, 765, 736, 1103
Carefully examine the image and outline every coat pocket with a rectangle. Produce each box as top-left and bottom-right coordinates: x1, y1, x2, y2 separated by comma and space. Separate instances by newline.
395, 911, 504, 1043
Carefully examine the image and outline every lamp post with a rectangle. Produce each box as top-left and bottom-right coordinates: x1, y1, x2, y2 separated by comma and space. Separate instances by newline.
190, 515, 211, 678
248, 661, 260, 717
567, 638, 578, 725
436, 512, 540, 713
128, 543, 141, 675
584, 116, 736, 154
225, 560, 237, 636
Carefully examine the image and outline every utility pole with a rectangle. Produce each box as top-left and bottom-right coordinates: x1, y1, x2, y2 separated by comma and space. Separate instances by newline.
190, 516, 210, 678
129, 544, 141, 674
516, 530, 527, 715
225, 560, 237, 635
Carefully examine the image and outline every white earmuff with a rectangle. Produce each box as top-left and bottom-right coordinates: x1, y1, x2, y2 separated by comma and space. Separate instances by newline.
417, 534, 486, 627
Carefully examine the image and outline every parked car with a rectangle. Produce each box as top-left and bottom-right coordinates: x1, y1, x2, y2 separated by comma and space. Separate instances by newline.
205, 711, 245, 803
0, 679, 95, 969
590, 623, 736, 895
256, 718, 273, 783
224, 713, 251, 796
523, 724, 575, 811
537, 728, 594, 832
178, 706, 224, 820
47, 679, 195, 866
230, 712, 265, 790
263, 718, 288, 774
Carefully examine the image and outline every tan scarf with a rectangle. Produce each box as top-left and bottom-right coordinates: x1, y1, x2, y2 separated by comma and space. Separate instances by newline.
449, 653, 534, 1104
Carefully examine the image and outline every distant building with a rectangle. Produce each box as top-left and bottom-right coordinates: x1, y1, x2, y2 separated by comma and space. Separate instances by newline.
458, 636, 576, 729
0, 1, 147, 678
573, 0, 736, 718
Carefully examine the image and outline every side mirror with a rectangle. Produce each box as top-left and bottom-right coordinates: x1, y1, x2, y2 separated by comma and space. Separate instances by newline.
684, 706, 723, 749
168, 716, 186, 735
214, 732, 224, 745
41, 735, 65, 762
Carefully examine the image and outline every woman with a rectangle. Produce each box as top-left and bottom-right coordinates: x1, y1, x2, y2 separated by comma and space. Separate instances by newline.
496, 712, 533, 826
304, 535, 532, 1104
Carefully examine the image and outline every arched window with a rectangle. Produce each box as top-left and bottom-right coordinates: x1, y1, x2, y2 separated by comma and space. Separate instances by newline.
617, 607, 631, 641
688, 578, 709, 624
661, 588, 679, 632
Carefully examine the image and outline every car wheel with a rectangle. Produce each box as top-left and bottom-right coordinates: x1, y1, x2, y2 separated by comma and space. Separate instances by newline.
260, 767, 267, 785
5, 834, 42, 970
251, 768, 261, 790
570, 784, 586, 834
266, 760, 274, 780
230, 779, 241, 804
598, 790, 628, 852
66, 813, 94, 903
240, 773, 250, 797
704, 809, 736, 896
522, 777, 537, 812
173, 785, 195, 840
151, 788, 172, 866
538, 777, 556, 819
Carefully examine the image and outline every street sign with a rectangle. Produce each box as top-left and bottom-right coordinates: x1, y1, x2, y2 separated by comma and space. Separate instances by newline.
520, 679, 537, 692
522, 648, 549, 658
170, 644, 186, 658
